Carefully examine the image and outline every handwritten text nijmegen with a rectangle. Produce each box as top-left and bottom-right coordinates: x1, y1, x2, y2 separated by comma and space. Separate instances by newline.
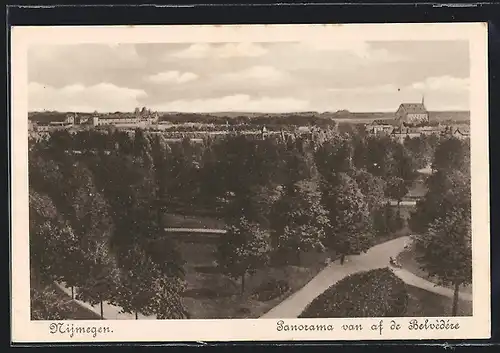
49, 322, 113, 338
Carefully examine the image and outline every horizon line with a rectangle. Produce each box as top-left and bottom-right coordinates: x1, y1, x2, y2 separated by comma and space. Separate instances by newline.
28, 109, 471, 114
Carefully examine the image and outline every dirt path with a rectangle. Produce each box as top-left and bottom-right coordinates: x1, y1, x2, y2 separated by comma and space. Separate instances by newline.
261, 236, 472, 319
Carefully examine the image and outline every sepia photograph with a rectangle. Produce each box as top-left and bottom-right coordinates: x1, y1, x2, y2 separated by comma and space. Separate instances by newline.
11, 23, 490, 342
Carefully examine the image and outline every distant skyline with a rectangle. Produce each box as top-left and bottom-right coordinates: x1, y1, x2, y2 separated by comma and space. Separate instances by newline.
28, 41, 470, 113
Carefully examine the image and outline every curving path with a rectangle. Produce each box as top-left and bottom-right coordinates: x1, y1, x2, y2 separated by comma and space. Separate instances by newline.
390, 268, 473, 301
56, 234, 471, 320
54, 282, 157, 320
261, 236, 472, 319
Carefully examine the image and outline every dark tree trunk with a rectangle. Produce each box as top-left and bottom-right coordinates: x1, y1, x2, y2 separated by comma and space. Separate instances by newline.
100, 301, 104, 320
340, 254, 345, 265
71, 286, 74, 299
135, 311, 138, 320
241, 273, 246, 295
452, 282, 460, 316
397, 200, 401, 212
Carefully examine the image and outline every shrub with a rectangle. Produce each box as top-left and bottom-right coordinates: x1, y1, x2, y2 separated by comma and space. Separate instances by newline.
252, 279, 290, 302
299, 268, 408, 318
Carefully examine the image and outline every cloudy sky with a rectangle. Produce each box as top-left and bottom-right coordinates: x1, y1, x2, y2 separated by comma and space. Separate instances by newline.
28, 40, 470, 113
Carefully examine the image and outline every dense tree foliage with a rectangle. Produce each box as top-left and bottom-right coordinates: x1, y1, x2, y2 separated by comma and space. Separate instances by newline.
414, 207, 471, 316
373, 202, 405, 237
269, 179, 329, 265
28, 126, 464, 319
216, 216, 271, 294
353, 169, 387, 213
385, 176, 409, 210
321, 173, 373, 264
432, 136, 470, 173
410, 136, 471, 315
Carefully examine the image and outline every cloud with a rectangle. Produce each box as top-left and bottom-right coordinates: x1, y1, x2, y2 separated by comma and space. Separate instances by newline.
30, 44, 146, 70
301, 40, 405, 62
219, 66, 287, 84
171, 42, 268, 59
326, 77, 469, 99
104, 44, 144, 64
327, 84, 400, 94
150, 94, 309, 113
147, 70, 199, 84
411, 76, 470, 92
29, 82, 147, 112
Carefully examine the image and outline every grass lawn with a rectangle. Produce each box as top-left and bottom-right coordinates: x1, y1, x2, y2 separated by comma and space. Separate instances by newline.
181, 250, 328, 319
405, 285, 472, 317
182, 270, 322, 319
397, 247, 473, 295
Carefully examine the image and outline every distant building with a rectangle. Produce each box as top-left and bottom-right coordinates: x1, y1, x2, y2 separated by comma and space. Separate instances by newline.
453, 127, 470, 140
145, 112, 159, 124
390, 126, 422, 143
367, 124, 393, 134
395, 96, 429, 126
33, 121, 69, 132
76, 115, 90, 125
96, 115, 139, 126
64, 114, 75, 125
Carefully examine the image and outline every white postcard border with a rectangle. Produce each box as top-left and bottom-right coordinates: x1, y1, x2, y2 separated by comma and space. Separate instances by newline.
10, 23, 491, 343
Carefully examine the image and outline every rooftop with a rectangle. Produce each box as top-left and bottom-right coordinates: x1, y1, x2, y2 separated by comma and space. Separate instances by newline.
398, 103, 428, 114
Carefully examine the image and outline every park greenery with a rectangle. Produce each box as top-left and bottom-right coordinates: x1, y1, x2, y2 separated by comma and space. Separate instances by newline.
410, 136, 471, 316
28, 124, 471, 319
299, 268, 409, 318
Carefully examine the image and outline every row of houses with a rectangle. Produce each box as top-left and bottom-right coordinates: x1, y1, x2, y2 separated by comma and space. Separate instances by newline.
367, 124, 470, 140
29, 108, 160, 132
